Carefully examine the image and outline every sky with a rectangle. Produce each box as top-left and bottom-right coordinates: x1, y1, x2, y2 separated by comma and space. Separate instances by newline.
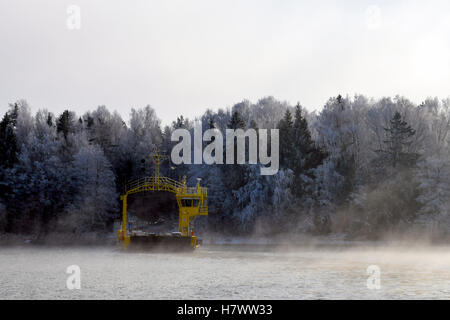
0, 0, 449, 125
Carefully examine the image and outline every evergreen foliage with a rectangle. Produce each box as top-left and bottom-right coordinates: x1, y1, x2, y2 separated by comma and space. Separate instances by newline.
0, 95, 449, 238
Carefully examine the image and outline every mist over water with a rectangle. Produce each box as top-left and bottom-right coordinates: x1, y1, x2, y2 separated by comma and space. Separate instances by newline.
0, 243, 449, 299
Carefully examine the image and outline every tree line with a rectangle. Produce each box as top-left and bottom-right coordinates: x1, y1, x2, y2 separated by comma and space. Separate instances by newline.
0, 95, 449, 239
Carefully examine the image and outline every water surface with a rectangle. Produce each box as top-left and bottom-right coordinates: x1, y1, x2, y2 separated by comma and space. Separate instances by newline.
0, 244, 449, 299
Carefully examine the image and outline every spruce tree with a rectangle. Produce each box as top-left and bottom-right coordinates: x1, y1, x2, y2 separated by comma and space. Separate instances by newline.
291, 104, 326, 194
224, 111, 246, 191
207, 116, 215, 129
228, 111, 246, 130
57, 110, 74, 140
0, 112, 18, 168
86, 115, 94, 128
46, 113, 53, 127
173, 116, 186, 129
382, 112, 418, 168
9, 103, 19, 127
278, 109, 294, 169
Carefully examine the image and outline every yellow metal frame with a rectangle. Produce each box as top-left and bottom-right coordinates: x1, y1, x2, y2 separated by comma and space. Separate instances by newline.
117, 150, 208, 249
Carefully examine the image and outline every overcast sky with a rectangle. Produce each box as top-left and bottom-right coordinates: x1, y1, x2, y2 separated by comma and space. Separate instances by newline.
1, 0, 449, 125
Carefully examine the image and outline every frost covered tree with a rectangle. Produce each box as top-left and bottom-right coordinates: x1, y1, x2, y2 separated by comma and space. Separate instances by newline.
413, 98, 450, 235
1, 94, 449, 238
128, 105, 163, 178
249, 96, 290, 129
62, 145, 118, 233
81, 106, 130, 188
1, 109, 79, 233
415, 158, 450, 234
232, 166, 293, 233
10, 100, 33, 148
313, 95, 359, 203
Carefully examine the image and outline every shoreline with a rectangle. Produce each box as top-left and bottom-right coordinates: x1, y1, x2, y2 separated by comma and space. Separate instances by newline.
0, 232, 448, 248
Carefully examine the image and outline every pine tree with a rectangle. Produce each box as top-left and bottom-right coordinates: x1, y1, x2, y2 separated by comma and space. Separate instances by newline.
382, 112, 418, 168
277, 104, 327, 201
208, 116, 216, 129
228, 111, 246, 130
57, 110, 75, 140
278, 105, 325, 189
224, 111, 247, 191
86, 115, 94, 128
278, 109, 294, 169
292, 104, 326, 182
47, 113, 53, 127
173, 116, 186, 129
0, 112, 18, 168
9, 103, 19, 127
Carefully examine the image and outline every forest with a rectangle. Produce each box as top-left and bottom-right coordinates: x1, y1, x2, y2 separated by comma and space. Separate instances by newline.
0, 95, 449, 240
